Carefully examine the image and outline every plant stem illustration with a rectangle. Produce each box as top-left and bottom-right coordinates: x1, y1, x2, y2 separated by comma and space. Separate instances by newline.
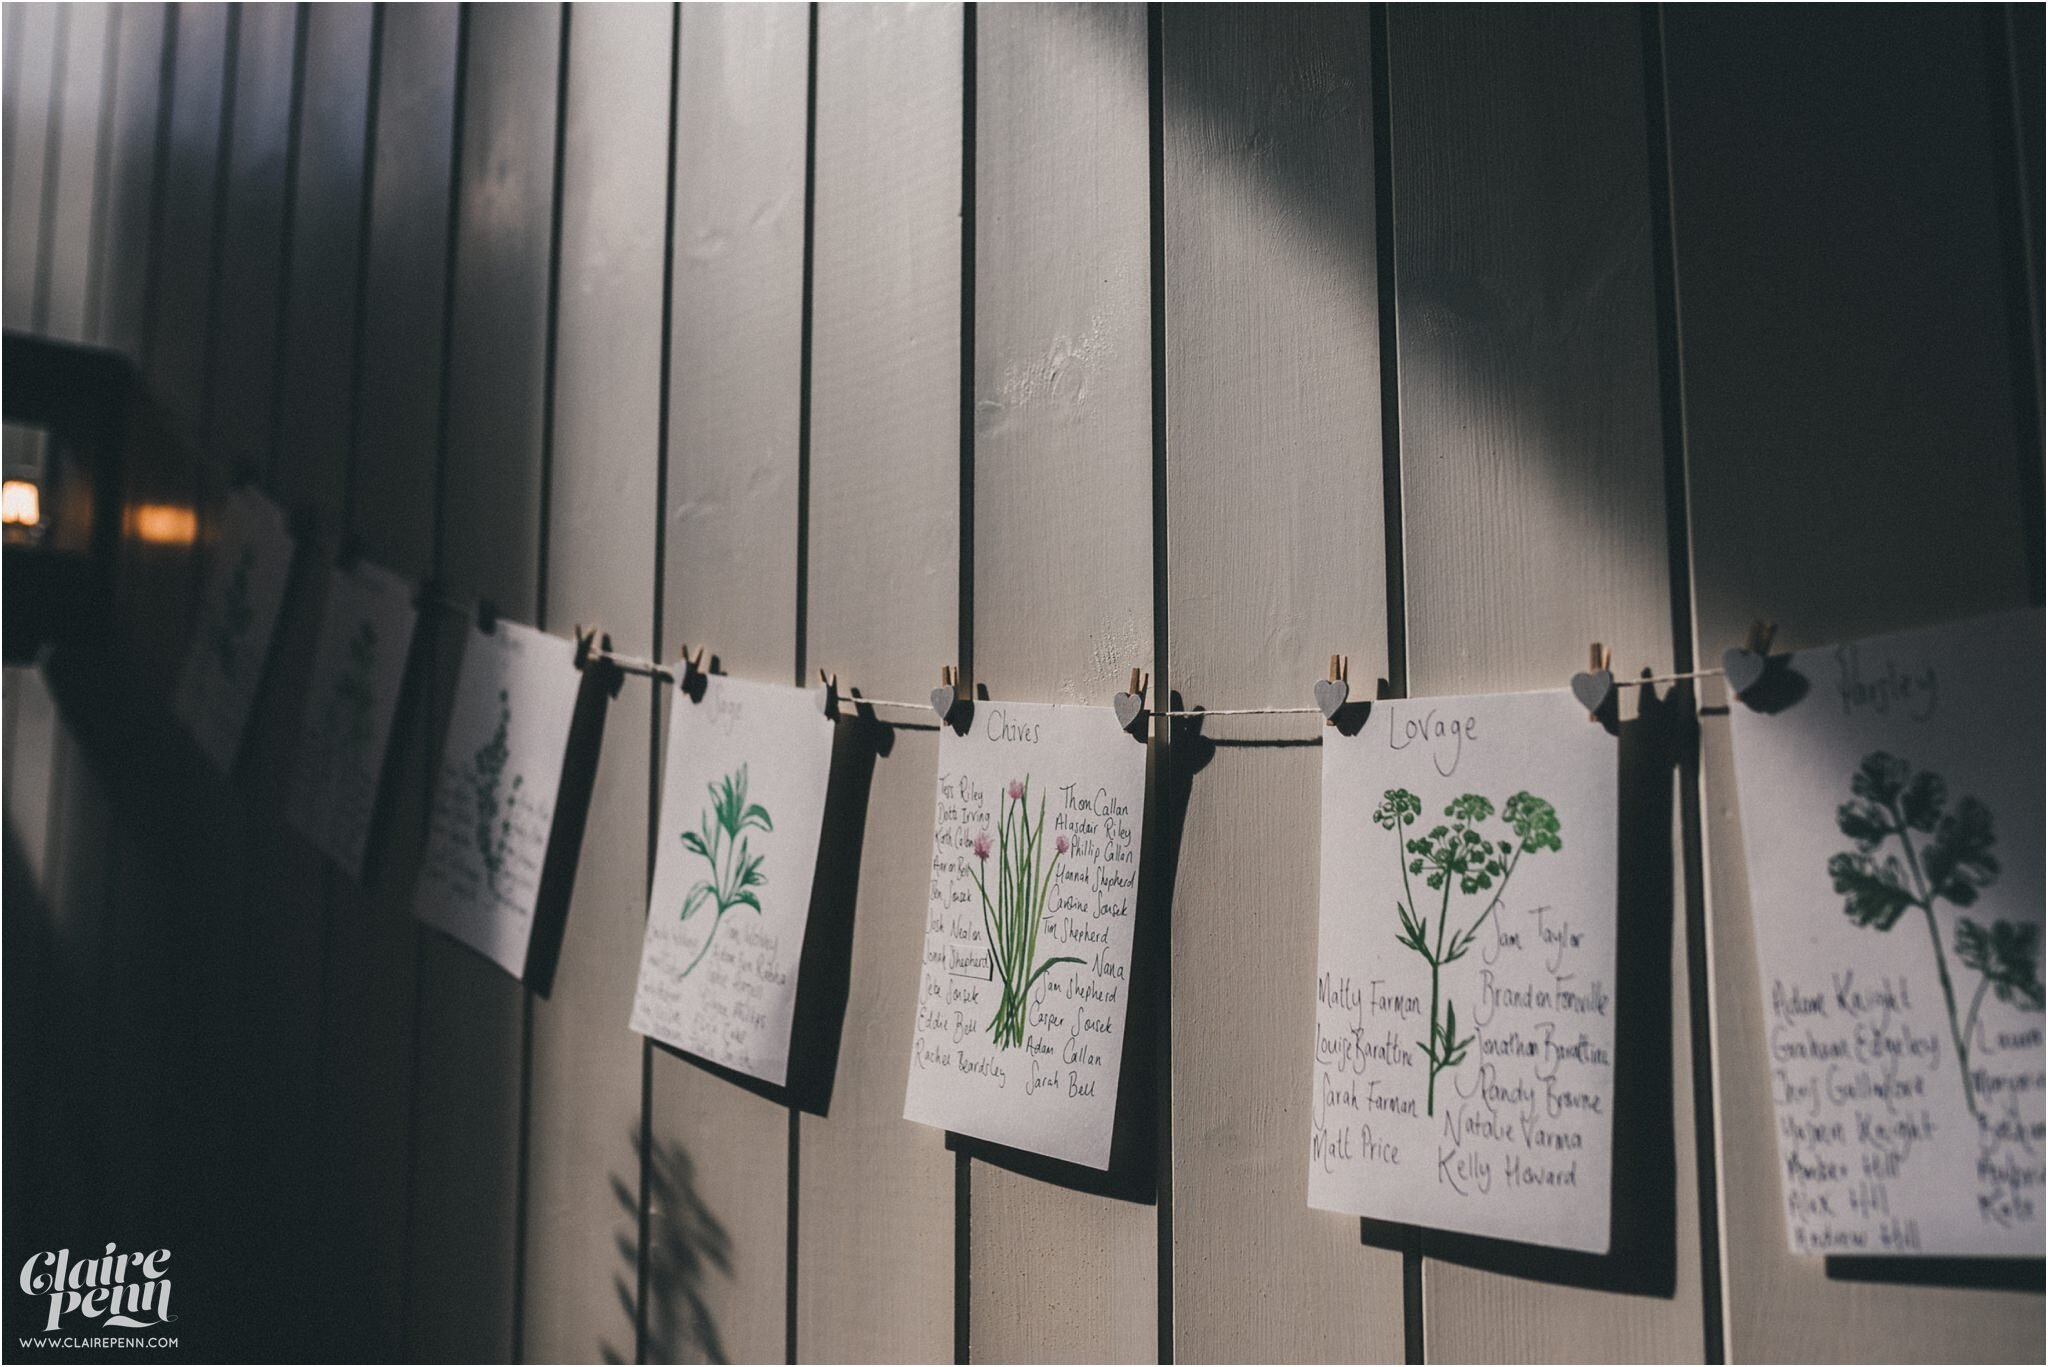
970, 777, 1084, 1050
323, 618, 379, 765
212, 546, 257, 677
471, 688, 522, 895
1377, 788, 1562, 1115
677, 765, 772, 978
1828, 751, 2040, 1120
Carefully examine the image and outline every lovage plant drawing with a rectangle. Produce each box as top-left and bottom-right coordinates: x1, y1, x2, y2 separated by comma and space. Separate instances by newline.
971, 777, 1083, 1049
1828, 751, 2041, 1119
1376, 788, 1562, 1115
212, 545, 258, 677
676, 765, 772, 978
471, 688, 522, 895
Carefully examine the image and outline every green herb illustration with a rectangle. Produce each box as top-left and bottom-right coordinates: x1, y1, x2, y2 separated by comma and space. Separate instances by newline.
1378, 788, 1562, 1116
676, 765, 773, 978
212, 546, 258, 677
970, 778, 1084, 1050
1828, 752, 2040, 1120
322, 619, 379, 767
471, 688, 522, 895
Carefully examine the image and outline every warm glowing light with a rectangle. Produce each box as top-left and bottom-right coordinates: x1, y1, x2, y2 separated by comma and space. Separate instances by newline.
129, 503, 197, 545
1, 479, 40, 527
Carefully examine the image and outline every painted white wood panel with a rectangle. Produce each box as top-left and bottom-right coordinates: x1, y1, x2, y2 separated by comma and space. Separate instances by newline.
522, 6, 670, 1362
649, 6, 810, 1362
797, 4, 961, 1361
93, 2, 166, 357
1159, 6, 1406, 1360
4, 3, 60, 330
1664, 7, 2043, 1361
969, 6, 1157, 1362
319, 8, 459, 1355
1386, 6, 1707, 1361
406, 7, 560, 1360
148, 1, 231, 438
44, 2, 112, 342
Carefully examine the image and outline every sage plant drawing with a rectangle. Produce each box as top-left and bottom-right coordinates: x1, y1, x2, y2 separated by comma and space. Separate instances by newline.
471, 688, 522, 895
212, 546, 258, 677
1377, 788, 1562, 1115
676, 765, 772, 978
1828, 751, 2040, 1119
971, 777, 1083, 1049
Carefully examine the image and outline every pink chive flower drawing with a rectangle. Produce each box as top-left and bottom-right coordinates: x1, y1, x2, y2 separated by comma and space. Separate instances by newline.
968, 775, 1083, 1049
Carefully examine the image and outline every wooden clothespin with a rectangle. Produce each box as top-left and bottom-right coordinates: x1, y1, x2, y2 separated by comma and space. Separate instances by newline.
818, 667, 840, 719
1113, 667, 1148, 731
1721, 619, 1778, 698
1570, 642, 1614, 720
476, 598, 499, 634
675, 641, 707, 684
572, 624, 600, 671
931, 665, 961, 722
1315, 654, 1351, 724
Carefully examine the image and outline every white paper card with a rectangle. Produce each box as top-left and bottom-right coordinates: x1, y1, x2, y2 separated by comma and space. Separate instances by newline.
286, 559, 418, 879
629, 676, 837, 1086
1729, 608, 2045, 1258
1310, 690, 1619, 1252
173, 488, 296, 772
412, 619, 581, 980
903, 702, 1147, 1169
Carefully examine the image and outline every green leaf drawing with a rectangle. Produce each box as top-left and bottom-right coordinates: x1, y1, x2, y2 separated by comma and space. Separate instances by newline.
1385, 787, 1562, 1115
675, 764, 772, 978
1829, 751, 2037, 1121
212, 546, 258, 677
470, 689, 519, 894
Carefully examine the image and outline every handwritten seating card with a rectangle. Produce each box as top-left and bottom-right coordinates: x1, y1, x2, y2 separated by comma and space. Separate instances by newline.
173, 488, 296, 773
1310, 689, 1619, 1251
1729, 608, 2044, 1257
286, 558, 418, 879
412, 619, 582, 981
629, 675, 837, 1086
903, 701, 1147, 1170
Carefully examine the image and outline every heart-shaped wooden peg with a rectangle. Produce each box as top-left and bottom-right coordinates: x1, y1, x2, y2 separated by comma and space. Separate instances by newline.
931, 666, 960, 722
1112, 668, 1148, 731
818, 669, 839, 719
1721, 646, 1767, 698
1570, 669, 1613, 716
1314, 677, 1350, 720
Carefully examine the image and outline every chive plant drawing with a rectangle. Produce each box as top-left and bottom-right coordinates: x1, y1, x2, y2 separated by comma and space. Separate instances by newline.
471, 688, 521, 895
1828, 752, 2040, 1120
676, 765, 772, 978
212, 546, 258, 677
1376, 788, 1563, 1115
970, 777, 1083, 1049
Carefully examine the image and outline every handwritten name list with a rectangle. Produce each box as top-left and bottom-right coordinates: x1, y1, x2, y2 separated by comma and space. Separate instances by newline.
903, 702, 1147, 1169
1732, 610, 2045, 1256
1310, 689, 1619, 1252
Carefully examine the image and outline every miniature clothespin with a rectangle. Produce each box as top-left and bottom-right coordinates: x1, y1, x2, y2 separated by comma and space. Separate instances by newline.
1570, 643, 1614, 720
1112, 667, 1148, 732
476, 598, 499, 634
819, 667, 840, 719
1720, 619, 1776, 699
572, 624, 600, 671
675, 641, 707, 685
931, 665, 961, 722
1315, 654, 1351, 724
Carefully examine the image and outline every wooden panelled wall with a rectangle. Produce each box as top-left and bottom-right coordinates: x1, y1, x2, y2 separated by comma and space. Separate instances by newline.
2, 3, 2041, 1362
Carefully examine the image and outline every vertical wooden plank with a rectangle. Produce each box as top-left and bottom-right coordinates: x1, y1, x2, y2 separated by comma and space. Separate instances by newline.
4, 2, 61, 331
969, 6, 1156, 1361
796, 4, 960, 1361
148, 2, 230, 436
95, 2, 166, 357
44, 2, 112, 342
319, 6, 458, 1356
405, 6, 561, 1361
207, 1, 300, 473
1387, 5, 1706, 1360
1663, 7, 2041, 1361
521, 6, 669, 1362
647, 6, 808, 1362
1160, 5, 1406, 1361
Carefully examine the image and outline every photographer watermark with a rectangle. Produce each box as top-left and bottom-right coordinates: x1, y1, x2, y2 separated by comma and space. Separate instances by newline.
18, 1244, 176, 1333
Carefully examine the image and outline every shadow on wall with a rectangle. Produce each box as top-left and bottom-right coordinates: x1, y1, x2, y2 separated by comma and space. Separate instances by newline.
625, 1128, 732, 1366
